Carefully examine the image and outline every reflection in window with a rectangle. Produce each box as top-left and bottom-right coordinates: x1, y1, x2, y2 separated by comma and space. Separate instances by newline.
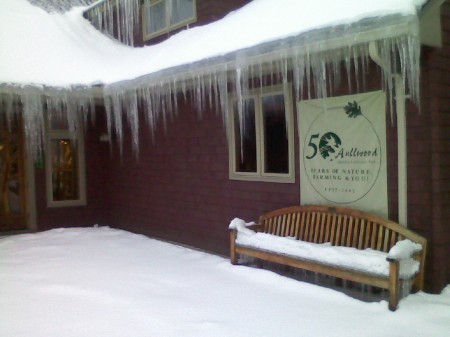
51, 139, 79, 201
144, 0, 196, 39
147, 0, 166, 35
229, 85, 294, 183
0, 128, 23, 215
46, 112, 86, 207
171, 0, 194, 23
262, 94, 289, 174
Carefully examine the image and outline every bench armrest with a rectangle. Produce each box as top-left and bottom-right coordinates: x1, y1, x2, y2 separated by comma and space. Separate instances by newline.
387, 239, 423, 262
228, 218, 262, 232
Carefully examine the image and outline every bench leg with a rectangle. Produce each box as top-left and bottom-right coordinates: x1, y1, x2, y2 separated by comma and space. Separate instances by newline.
388, 260, 400, 311
230, 229, 238, 265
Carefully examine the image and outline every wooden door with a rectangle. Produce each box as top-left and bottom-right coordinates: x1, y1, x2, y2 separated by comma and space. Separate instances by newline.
0, 116, 27, 232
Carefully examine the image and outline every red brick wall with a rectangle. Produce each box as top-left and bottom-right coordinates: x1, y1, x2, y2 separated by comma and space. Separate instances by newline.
409, 0, 450, 292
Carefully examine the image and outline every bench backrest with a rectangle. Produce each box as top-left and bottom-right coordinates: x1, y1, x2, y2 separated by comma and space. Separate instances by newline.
259, 205, 427, 253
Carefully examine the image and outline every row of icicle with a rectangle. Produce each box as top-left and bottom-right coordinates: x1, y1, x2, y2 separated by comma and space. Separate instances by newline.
0, 29, 421, 161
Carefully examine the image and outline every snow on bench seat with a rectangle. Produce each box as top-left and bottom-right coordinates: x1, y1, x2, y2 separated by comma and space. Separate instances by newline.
229, 205, 427, 311
231, 220, 420, 279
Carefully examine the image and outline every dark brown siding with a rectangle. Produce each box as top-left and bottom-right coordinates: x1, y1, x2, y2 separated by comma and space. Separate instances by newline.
101, 95, 299, 255
410, 0, 450, 292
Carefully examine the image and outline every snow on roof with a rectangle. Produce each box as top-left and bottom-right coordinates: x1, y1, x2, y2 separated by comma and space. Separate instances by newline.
28, 0, 97, 13
0, 0, 425, 88
0, 0, 426, 158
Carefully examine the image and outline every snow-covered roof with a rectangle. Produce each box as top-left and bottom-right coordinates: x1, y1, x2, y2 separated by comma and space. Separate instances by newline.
0, 0, 427, 157
28, 0, 97, 13
0, 0, 425, 88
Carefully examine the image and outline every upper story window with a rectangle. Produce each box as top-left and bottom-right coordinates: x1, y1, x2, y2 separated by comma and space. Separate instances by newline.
228, 84, 295, 183
45, 113, 86, 208
143, 0, 196, 41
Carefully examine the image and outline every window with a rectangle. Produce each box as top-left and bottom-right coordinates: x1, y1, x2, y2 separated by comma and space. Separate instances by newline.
46, 113, 86, 207
143, 0, 196, 40
228, 85, 295, 183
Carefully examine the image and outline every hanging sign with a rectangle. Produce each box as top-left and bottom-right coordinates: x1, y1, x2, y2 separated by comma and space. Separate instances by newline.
298, 91, 388, 217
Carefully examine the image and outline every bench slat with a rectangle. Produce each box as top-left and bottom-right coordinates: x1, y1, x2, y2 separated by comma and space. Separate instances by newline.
358, 219, 365, 249
294, 212, 301, 239
330, 213, 337, 244
350, 217, 360, 247
346, 216, 354, 247
390, 230, 397, 250
376, 225, 384, 251
335, 214, 342, 246
383, 228, 390, 252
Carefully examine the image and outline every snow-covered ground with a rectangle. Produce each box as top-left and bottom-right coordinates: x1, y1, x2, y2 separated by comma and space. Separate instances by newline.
1, 227, 449, 337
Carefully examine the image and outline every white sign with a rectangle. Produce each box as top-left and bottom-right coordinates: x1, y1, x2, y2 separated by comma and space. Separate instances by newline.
298, 91, 388, 217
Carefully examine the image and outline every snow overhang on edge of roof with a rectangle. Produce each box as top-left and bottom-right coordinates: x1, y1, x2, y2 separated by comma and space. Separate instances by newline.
106, 13, 419, 92
28, 0, 99, 13
1, 11, 422, 159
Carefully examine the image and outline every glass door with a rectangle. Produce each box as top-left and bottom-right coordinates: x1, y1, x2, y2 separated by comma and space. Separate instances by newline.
0, 116, 27, 232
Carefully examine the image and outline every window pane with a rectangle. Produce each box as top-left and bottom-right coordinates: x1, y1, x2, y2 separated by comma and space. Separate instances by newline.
147, 0, 166, 34
51, 139, 79, 201
171, 0, 194, 24
262, 94, 289, 174
234, 99, 257, 173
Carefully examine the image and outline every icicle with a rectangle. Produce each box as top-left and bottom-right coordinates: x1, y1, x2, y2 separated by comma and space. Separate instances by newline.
125, 90, 139, 158
218, 70, 229, 128
85, 0, 139, 46
195, 75, 203, 119
21, 91, 45, 161
110, 92, 124, 156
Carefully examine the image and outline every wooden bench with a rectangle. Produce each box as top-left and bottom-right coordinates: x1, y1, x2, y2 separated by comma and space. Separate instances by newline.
229, 205, 427, 311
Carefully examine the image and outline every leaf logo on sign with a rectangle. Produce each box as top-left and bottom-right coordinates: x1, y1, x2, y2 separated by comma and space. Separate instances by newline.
319, 132, 341, 161
344, 101, 362, 118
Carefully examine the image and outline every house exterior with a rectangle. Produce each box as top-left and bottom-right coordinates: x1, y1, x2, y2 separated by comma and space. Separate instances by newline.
0, 0, 448, 295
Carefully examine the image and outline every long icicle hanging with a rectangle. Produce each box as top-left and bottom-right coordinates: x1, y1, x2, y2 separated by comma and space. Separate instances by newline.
0, 15, 421, 161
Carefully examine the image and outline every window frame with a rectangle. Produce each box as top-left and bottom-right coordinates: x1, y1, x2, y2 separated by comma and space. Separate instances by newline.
45, 115, 87, 208
142, 0, 197, 41
228, 84, 295, 183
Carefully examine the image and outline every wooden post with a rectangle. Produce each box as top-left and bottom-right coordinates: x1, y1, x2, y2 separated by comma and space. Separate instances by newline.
388, 258, 400, 311
230, 229, 238, 265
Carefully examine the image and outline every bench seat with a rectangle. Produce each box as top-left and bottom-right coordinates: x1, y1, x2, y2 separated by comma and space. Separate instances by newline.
234, 230, 421, 279
229, 205, 427, 311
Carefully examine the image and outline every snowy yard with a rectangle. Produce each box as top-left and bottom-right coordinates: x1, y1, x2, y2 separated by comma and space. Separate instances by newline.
1, 227, 449, 337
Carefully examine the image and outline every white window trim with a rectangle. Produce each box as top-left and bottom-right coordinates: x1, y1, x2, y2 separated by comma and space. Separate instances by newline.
45, 118, 87, 208
142, 0, 197, 41
228, 84, 295, 183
